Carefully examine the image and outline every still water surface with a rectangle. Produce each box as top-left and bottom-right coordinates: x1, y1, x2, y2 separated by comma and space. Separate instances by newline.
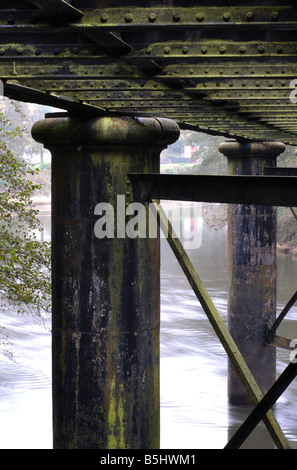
1, 204, 297, 449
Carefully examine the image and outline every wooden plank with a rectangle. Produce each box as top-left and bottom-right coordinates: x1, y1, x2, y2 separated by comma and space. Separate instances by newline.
150, 199, 291, 449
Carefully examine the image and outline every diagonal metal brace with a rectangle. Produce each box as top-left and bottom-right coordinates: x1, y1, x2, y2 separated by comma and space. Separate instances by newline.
265, 290, 297, 345
150, 199, 291, 449
225, 360, 297, 449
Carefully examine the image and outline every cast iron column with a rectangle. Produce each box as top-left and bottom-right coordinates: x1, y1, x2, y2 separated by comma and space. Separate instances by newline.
32, 115, 180, 449
218, 141, 285, 406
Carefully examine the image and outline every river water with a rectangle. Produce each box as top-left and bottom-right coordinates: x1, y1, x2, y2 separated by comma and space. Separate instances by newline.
1, 203, 297, 449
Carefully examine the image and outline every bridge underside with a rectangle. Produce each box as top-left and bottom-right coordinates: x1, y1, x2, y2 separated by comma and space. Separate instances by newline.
2, 0, 297, 451
1, 0, 297, 145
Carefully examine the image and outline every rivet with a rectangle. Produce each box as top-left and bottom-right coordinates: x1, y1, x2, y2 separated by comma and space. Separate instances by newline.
228, 82, 234, 87
258, 45, 265, 53
246, 11, 254, 21
7, 15, 14, 24
101, 13, 109, 22
35, 48, 41, 55
115, 82, 119, 87
189, 69, 194, 74
196, 12, 204, 21
0, 49, 4, 55
90, 81, 94, 87
17, 47, 23, 55
173, 13, 180, 22
242, 81, 247, 86
223, 12, 230, 22
239, 46, 246, 54
201, 46, 208, 54
125, 13, 133, 22
149, 12, 157, 22
164, 46, 171, 54
52, 82, 57, 88
73, 47, 79, 54
54, 48, 60, 55
256, 81, 261, 87
271, 11, 279, 20
183, 46, 189, 54
146, 47, 152, 54
277, 46, 283, 53
219, 46, 226, 54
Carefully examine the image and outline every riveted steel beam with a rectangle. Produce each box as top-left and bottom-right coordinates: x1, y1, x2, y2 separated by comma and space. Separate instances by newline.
129, 174, 297, 207
1, 5, 296, 31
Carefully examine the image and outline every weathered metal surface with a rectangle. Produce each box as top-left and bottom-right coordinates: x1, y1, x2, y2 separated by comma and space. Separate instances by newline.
225, 360, 297, 449
150, 198, 290, 450
267, 335, 295, 350
31, 116, 180, 449
129, 174, 297, 207
1, 1, 297, 143
219, 141, 286, 406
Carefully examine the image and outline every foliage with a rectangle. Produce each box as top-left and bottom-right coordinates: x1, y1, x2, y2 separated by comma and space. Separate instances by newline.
161, 130, 227, 175
0, 98, 51, 327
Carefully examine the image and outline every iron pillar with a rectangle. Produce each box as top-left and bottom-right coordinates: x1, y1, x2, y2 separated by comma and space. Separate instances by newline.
218, 141, 285, 406
32, 115, 180, 449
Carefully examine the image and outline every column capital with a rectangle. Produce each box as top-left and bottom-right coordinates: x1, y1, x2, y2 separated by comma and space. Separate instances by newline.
218, 140, 285, 159
32, 115, 180, 149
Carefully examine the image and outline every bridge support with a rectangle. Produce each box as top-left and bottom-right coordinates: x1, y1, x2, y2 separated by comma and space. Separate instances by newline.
32, 115, 180, 449
219, 141, 285, 406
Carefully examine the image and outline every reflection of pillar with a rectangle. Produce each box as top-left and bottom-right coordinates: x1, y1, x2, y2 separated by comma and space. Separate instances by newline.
32, 116, 180, 449
219, 141, 285, 406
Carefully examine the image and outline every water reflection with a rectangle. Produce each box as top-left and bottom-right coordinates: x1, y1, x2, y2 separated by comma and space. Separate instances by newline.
0, 203, 297, 449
